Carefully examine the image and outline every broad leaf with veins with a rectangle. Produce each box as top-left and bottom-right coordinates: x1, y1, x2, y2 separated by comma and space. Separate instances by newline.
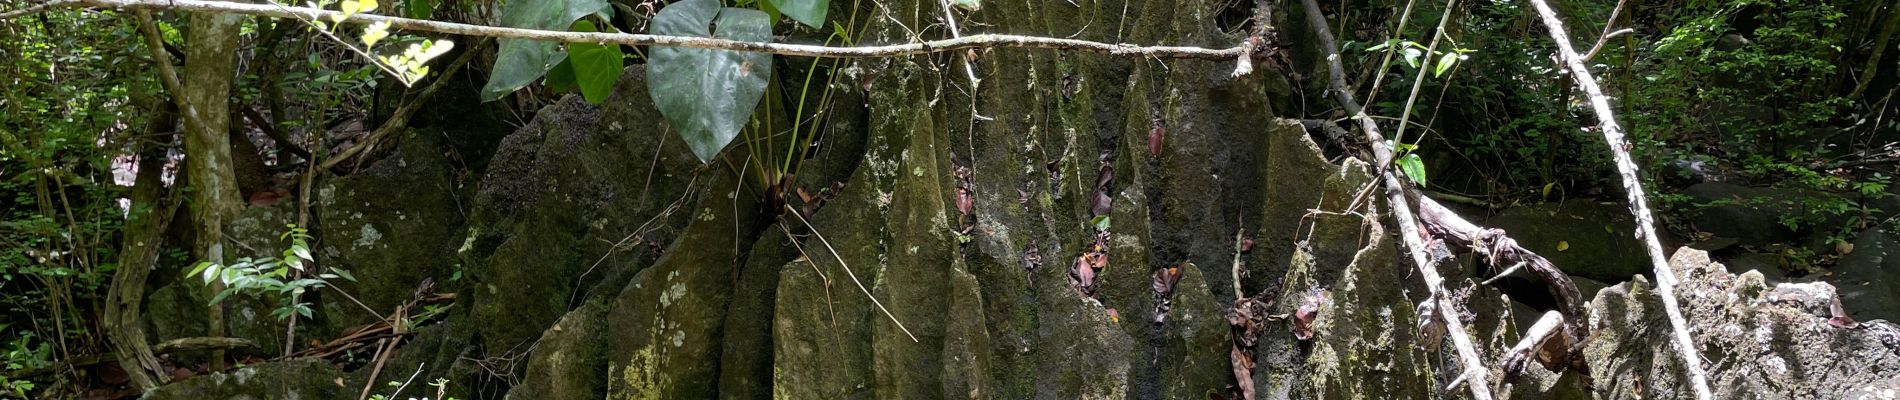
647, 0, 772, 163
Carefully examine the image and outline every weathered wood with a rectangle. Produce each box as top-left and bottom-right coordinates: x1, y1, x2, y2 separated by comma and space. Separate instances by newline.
1416, 195, 1591, 380
1525, 0, 1713, 397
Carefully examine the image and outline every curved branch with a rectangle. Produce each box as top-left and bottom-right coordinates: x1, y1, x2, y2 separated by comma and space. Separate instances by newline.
9, 0, 1251, 61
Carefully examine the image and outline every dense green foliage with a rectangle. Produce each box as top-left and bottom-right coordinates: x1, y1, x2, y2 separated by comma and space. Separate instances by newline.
0, 11, 148, 395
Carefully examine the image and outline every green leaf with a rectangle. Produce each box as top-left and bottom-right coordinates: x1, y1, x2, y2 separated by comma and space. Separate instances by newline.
543, 57, 579, 93
405, 0, 434, 19
1398, 153, 1428, 187
949, 0, 980, 11
292, 245, 312, 261
208, 289, 235, 306
567, 20, 624, 104
766, 0, 827, 28
189, 261, 216, 283
478, 0, 611, 101
1090, 215, 1112, 231
331, 268, 357, 282
1401, 48, 1422, 68
1433, 51, 1456, 77
648, 0, 773, 162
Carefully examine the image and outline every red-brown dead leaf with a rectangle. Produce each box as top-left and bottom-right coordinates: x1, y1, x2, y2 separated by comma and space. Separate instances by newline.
1149, 118, 1166, 158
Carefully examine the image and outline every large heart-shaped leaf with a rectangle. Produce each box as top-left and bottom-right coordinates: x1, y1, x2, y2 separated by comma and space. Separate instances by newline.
766, 0, 827, 28
567, 20, 624, 104
478, 0, 610, 101
648, 0, 772, 163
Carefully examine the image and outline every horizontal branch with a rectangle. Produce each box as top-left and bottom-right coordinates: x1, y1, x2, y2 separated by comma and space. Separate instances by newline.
7, 0, 1251, 61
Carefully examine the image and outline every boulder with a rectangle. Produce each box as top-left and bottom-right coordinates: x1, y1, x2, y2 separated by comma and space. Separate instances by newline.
458, 66, 700, 357
1580, 249, 1900, 399
1826, 227, 1900, 323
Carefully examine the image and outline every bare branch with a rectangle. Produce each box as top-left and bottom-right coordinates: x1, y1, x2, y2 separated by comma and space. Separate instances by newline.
1525, 0, 1713, 398
1299, 0, 1496, 398
1581, 29, 1634, 62
1579, 0, 1631, 62
0, 0, 63, 19
9, 0, 1251, 61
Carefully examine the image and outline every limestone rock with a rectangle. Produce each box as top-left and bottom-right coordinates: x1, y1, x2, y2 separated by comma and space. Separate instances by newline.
1582, 249, 1900, 399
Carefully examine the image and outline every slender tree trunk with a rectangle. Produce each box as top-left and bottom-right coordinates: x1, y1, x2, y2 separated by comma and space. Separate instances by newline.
182, 10, 246, 371
104, 102, 179, 392
1850, 0, 1900, 100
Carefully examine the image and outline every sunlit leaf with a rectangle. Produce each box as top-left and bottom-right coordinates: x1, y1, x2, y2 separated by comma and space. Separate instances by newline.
332, 268, 357, 282
1433, 51, 1457, 77
566, 20, 623, 104
360, 21, 390, 47
1398, 153, 1428, 187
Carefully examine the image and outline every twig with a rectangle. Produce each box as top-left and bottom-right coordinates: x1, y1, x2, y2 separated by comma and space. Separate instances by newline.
782, 204, 919, 343
1388, 0, 1458, 171
1299, 0, 1496, 398
240, 104, 313, 161
1580, 29, 1633, 62
0, 0, 62, 19
1579, 0, 1630, 62
12, 0, 1250, 62
385, 362, 426, 400
1525, 0, 1712, 398
356, 338, 396, 400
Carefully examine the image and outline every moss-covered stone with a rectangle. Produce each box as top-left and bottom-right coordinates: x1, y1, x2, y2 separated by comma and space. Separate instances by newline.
939, 264, 994, 399
460, 66, 700, 358
316, 129, 465, 332
715, 229, 797, 400
603, 162, 766, 399
504, 301, 610, 400
141, 359, 345, 400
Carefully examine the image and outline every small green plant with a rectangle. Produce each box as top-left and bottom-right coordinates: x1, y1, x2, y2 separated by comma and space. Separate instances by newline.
0, 331, 48, 397
187, 225, 356, 320
294, 0, 456, 85
365, 375, 460, 400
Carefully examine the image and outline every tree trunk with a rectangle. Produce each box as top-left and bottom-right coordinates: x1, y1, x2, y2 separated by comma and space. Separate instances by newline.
104, 102, 179, 391
1850, 0, 1900, 100
182, 10, 246, 371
